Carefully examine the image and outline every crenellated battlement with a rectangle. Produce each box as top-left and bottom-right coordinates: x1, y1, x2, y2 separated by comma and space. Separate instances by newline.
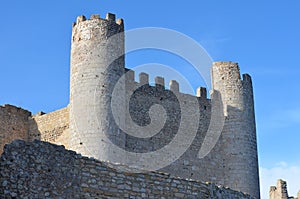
71, 13, 124, 44
124, 68, 209, 100
170, 80, 179, 93
197, 87, 207, 98
73, 13, 123, 28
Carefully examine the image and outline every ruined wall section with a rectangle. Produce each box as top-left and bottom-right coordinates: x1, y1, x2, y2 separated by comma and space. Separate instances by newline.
0, 140, 254, 199
0, 105, 31, 154
270, 179, 300, 199
270, 179, 289, 199
28, 106, 69, 147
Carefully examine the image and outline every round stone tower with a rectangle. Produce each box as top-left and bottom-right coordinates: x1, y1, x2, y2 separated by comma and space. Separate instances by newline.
69, 13, 126, 161
211, 62, 260, 198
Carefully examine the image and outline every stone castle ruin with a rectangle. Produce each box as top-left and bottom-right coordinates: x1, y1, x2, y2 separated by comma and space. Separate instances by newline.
0, 13, 260, 198
270, 179, 300, 199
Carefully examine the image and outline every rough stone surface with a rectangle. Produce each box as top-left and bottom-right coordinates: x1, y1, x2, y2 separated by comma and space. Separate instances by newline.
0, 140, 255, 199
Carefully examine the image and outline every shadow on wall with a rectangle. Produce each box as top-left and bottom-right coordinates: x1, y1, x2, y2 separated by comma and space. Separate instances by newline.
28, 112, 43, 142
27, 107, 70, 147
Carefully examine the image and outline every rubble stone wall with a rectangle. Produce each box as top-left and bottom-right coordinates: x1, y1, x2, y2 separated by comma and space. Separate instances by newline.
0, 140, 254, 199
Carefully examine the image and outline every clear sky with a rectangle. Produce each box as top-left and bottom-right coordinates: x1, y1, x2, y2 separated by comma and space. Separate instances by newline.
0, 1, 299, 198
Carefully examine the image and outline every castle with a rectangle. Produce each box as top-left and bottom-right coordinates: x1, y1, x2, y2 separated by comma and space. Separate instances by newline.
0, 13, 260, 198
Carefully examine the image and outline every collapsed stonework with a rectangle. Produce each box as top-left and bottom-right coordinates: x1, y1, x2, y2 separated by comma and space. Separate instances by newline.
0, 12, 260, 198
270, 179, 300, 199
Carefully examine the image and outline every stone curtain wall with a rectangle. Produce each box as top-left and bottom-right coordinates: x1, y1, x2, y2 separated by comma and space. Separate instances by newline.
28, 107, 69, 146
0, 105, 31, 154
123, 64, 259, 198
123, 72, 225, 188
0, 140, 254, 199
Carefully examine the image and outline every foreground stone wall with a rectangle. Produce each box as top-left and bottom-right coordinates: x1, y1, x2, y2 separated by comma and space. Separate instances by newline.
0, 140, 254, 198
0, 105, 31, 154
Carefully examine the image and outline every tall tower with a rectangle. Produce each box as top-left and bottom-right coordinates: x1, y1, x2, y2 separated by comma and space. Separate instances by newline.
69, 13, 125, 161
211, 62, 260, 198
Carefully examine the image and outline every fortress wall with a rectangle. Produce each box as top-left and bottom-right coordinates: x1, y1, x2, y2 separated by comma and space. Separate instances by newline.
28, 107, 69, 146
0, 105, 31, 154
124, 72, 225, 187
0, 140, 254, 199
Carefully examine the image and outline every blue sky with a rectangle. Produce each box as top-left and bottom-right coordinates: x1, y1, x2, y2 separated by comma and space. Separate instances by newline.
0, 1, 299, 198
